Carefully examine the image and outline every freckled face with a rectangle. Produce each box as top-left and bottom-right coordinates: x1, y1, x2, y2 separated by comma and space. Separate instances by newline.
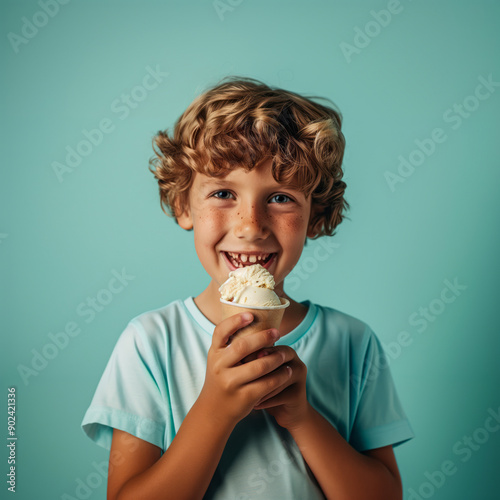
177, 159, 313, 295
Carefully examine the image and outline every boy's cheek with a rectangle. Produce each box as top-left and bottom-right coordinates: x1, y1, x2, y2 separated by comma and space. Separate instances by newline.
278, 214, 310, 236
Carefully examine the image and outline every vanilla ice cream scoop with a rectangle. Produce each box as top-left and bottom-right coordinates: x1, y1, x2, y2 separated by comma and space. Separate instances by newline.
219, 264, 280, 306
219, 264, 289, 348
231, 285, 281, 307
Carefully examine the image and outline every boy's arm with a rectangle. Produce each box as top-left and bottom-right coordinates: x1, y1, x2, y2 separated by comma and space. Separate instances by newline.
108, 397, 234, 500
288, 407, 402, 500
108, 313, 292, 500
255, 347, 403, 500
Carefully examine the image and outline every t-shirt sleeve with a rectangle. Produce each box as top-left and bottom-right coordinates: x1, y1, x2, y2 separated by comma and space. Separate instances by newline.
349, 327, 415, 451
81, 320, 172, 451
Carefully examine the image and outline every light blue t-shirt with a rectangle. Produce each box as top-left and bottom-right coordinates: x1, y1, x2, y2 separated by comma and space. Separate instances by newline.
82, 298, 414, 499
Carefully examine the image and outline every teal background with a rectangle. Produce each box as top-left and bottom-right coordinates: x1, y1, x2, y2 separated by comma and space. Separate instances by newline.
2, 0, 499, 498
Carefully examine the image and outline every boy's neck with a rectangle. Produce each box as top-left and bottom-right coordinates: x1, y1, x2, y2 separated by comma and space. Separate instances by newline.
193, 280, 309, 336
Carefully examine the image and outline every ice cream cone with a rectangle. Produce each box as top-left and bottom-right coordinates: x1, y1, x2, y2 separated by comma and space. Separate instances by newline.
220, 297, 290, 344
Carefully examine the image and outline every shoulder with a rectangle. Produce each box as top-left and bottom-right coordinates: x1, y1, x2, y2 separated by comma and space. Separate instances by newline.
305, 302, 382, 365
128, 298, 188, 331
117, 298, 195, 352
313, 302, 374, 346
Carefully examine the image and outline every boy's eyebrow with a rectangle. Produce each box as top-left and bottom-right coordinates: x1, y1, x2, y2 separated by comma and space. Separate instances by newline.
199, 177, 301, 190
199, 179, 232, 189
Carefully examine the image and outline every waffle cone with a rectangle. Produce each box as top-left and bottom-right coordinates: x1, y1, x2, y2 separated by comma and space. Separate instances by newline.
220, 297, 289, 343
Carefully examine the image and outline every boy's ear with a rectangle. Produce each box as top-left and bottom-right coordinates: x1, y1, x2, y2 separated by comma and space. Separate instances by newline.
306, 225, 318, 239
175, 200, 193, 230
177, 209, 193, 230
306, 211, 319, 238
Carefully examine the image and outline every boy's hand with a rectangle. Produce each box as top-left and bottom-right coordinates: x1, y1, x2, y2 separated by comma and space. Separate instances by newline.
253, 346, 311, 431
198, 312, 293, 428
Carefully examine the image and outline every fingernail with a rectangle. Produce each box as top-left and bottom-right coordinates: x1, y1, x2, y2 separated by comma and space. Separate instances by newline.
271, 329, 280, 340
286, 366, 292, 376
242, 313, 253, 321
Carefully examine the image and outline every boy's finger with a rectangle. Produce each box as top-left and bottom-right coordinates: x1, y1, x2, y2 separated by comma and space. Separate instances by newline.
251, 364, 293, 403
213, 312, 254, 349
224, 329, 280, 366
254, 370, 294, 408
230, 348, 286, 386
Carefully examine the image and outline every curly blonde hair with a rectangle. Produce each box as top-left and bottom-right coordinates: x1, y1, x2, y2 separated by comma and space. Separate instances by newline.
149, 76, 349, 238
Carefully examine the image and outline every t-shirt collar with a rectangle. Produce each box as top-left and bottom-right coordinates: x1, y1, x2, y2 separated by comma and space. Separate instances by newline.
183, 296, 317, 346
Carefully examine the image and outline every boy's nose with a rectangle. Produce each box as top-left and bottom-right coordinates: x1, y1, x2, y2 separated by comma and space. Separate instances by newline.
233, 204, 269, 241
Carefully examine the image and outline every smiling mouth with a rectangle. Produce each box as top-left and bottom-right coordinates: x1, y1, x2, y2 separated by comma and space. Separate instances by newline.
223, 251, 276, 269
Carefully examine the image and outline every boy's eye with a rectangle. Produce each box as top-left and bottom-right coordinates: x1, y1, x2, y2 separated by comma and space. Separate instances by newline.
212, 190, 234, 200
270, 194, 292, 203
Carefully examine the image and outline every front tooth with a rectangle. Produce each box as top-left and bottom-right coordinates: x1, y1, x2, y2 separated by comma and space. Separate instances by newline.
240, 254, 248, 263
249, 255, 257, 263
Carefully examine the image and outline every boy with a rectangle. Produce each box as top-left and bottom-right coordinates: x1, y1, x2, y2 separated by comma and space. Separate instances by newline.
82, 77, 414, 499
